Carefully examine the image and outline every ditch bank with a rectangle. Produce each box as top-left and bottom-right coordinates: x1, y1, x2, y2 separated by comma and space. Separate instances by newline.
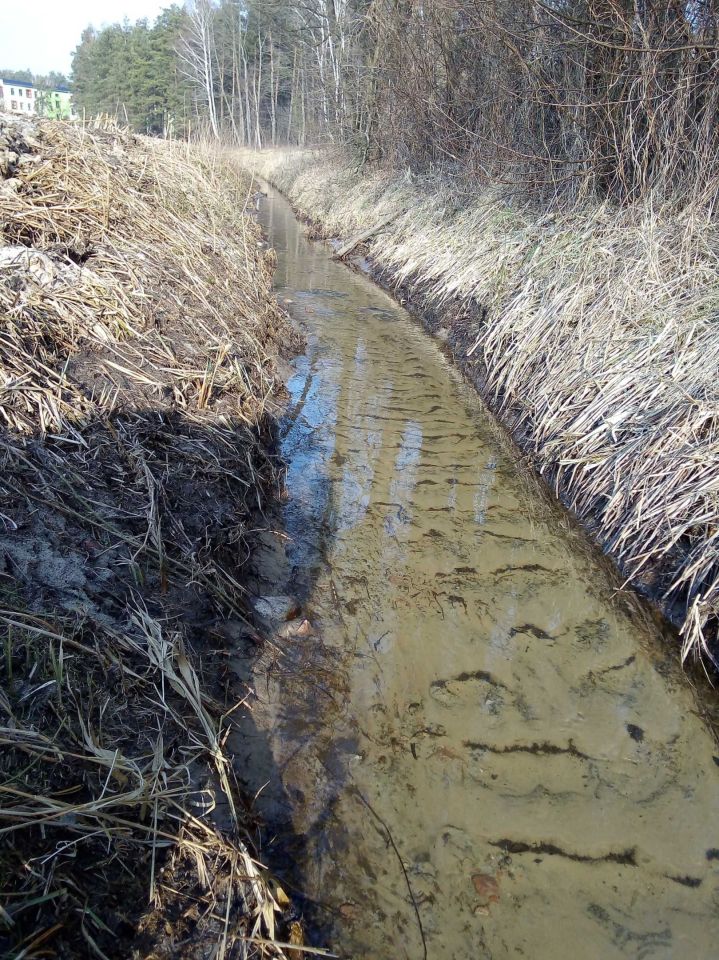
242, 147, 719, 667
0, 117, 304, 958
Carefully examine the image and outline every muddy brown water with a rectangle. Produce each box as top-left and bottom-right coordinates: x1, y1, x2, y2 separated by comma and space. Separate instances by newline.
238, 185, 719, 959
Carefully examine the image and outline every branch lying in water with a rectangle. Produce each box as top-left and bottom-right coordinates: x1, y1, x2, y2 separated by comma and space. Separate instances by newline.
352, 784, 428, 960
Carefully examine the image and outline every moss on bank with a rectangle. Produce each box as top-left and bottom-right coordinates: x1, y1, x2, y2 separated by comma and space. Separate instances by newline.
243, 147, 719, 665
0, 118, 299, 958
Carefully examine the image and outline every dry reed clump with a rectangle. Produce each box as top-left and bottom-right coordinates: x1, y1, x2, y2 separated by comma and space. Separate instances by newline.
0, 116, 301, 958
244, 147, 719, 665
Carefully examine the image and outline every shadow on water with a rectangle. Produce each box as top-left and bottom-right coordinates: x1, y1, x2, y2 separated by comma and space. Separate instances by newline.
233, 184, 719, 960
228, 365, 364, 932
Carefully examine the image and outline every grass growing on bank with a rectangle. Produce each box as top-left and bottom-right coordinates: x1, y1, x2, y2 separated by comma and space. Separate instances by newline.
0, 118, 296, 958
245, 147, 719, 665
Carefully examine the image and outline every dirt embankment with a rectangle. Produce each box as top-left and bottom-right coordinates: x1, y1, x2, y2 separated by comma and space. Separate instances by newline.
243, 147, 719, 667
0, 118, 302, 958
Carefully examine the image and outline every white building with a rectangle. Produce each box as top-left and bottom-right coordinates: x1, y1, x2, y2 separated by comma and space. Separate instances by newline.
0, 79, 37, 114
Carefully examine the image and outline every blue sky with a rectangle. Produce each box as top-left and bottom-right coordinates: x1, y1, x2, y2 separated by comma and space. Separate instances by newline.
0, 1, 170, 76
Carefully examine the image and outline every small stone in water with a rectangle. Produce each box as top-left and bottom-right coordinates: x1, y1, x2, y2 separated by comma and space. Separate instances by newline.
472, 872, 500, 903
278, 618, 313, 639
339, 902, 360, 921
252, 595, 301, 623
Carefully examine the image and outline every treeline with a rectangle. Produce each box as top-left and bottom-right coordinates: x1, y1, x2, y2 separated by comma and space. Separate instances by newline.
71, 8, 190, 136
71, 0, 359, 145
71, 1, 719, 204
1, 69, 68, 89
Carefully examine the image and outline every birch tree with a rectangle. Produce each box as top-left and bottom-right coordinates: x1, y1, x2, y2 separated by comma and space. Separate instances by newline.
178, 0, 220, 139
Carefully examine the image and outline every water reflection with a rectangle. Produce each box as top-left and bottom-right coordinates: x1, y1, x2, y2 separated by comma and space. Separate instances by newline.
246, 186, 719, 960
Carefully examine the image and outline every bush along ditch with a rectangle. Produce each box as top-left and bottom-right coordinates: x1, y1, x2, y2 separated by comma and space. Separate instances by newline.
244, 147, 719, 668
0, 116, 305, 958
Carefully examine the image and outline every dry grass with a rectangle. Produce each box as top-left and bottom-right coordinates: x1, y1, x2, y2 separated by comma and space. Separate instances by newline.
0, 116, 301, 958
244, 147, 719, 665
